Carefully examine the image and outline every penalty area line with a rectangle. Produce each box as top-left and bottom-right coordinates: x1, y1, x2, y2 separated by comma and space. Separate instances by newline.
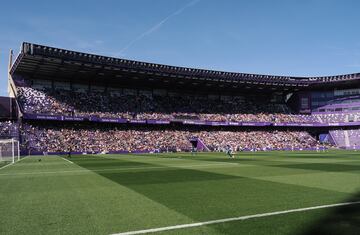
111, 201, 360, 235
61, 157, 74, 164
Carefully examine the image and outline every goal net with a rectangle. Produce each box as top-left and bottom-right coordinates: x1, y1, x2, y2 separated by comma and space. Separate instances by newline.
0, 139, 20, 164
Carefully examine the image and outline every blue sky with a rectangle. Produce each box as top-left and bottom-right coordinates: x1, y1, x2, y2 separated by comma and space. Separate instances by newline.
1, 0, 360, 96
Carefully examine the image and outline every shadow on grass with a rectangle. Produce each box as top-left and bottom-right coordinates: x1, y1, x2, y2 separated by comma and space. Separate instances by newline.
69, 155, 152, 169
71, 155, 357, 235
72, 155, 239, 185
299, 192, 360, 235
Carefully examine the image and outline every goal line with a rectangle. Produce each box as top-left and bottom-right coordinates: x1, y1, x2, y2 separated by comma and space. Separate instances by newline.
0, 155, 28, 170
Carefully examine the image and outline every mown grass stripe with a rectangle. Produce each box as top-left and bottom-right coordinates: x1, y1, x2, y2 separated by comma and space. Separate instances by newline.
0, 162, 239, 176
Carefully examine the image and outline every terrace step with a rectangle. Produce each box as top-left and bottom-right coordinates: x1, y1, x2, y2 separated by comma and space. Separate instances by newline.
344, 130, 350, 147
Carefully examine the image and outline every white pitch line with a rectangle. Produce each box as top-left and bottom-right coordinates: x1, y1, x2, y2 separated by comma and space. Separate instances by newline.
0, 162, 237, 176
61, 157, 74, 164
111, 201, 360, 235
0, 162, 14, 170
0, 156, 28, 171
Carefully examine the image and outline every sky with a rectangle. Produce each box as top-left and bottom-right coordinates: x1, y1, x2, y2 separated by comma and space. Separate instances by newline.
0, 0, 360, 96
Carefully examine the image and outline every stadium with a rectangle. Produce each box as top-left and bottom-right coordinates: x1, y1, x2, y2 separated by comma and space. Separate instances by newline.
0, 41, 359, 234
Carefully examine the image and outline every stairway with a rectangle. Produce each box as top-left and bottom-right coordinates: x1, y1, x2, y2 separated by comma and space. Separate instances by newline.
344, 130, 350, 147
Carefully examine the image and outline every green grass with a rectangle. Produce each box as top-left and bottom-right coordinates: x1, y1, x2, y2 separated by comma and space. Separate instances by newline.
0, 150, 360, 235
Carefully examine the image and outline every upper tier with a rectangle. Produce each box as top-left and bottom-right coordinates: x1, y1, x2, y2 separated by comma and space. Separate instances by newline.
15, 85, 360, 126
10, 42, 360, 92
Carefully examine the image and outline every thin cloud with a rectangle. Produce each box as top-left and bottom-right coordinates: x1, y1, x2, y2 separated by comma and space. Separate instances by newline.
115, 0, 201, 57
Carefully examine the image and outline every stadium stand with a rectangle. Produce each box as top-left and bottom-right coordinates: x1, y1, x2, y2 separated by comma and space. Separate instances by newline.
16, 85, 295, 122
329, 129, 360, 149
0, 121, 18, 138
16, 83, 360, 124
6, 42, 360, 154
21, 123, 324, 153
14, 79, 360, 124
312, 113, 360, 123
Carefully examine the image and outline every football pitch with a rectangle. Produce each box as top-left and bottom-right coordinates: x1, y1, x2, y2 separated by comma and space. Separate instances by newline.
0, 151, 359, 235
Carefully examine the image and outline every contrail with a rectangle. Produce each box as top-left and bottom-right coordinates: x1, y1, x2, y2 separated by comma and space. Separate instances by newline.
116, 0, 201, 56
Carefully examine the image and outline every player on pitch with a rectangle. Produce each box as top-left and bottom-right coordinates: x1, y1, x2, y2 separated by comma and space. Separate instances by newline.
226, 145, 235, 158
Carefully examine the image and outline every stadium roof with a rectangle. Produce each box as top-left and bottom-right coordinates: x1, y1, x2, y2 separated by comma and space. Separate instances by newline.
10, 42, 360, 92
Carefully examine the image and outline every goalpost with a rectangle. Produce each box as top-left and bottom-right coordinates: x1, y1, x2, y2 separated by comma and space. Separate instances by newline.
0, 139, 20, 164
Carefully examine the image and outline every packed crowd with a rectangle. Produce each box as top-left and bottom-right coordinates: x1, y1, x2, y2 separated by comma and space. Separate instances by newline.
0, 121, 18, 138
17, 86, 306, 122
22, 123, 325, 153
23, 124, 191, 153
17, 87, 73, 115
196, 130, 323, 151
18, 86, 360, 123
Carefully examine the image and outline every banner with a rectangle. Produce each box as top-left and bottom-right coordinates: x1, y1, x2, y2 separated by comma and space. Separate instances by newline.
242, 122, 271, 126
63, 116, 86, 121
147, 119, 170, 124
98, 117, 127, 123
183, 120, 207, 125
23, 113, 62, 120
129, 119, 146, 124
21, 113, 360, 127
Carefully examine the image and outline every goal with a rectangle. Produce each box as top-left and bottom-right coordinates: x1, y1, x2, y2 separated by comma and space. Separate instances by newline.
0, 139, 20, 164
